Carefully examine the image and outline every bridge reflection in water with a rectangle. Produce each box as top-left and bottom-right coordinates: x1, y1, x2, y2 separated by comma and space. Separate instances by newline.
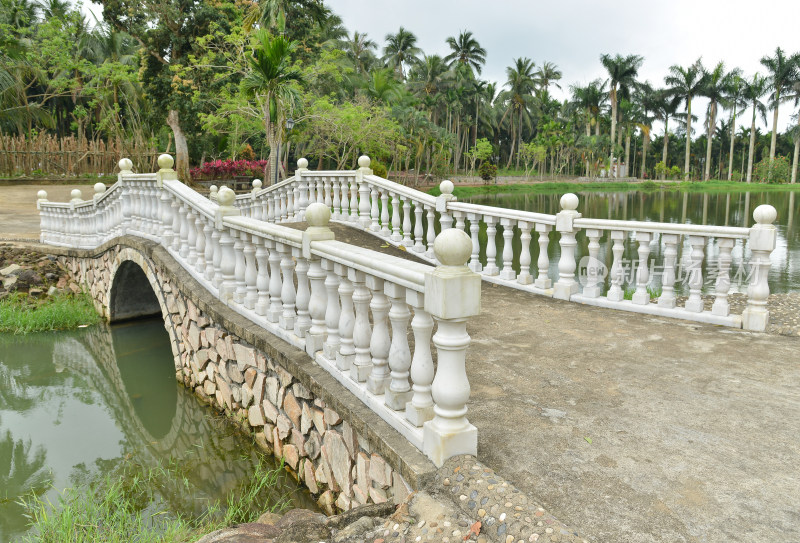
0, 320, 315, 541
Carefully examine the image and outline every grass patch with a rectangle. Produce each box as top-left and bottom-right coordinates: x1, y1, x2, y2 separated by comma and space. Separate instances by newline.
429, 179, 800, 198
0, 291, 102, 334
18, 457, 290, 543
623, 286, 663, 301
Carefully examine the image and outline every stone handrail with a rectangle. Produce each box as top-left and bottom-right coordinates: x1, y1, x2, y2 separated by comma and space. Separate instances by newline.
37, 155, 482, 467
226, 155, 777, 332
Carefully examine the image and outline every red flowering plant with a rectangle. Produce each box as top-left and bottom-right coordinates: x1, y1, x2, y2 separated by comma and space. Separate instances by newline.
190, 159, 269, 181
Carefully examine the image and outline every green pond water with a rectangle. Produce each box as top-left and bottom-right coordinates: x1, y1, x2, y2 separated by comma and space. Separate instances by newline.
0, 318, 315, 541
463, 188, 800, 295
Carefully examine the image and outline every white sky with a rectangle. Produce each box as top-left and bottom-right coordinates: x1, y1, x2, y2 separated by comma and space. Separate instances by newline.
330, 0, 800, 135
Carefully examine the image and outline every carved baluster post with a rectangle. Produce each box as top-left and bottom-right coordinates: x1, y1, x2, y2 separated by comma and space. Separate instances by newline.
517, 220, 533, 285
255, 238, 270, 316
303, 203, 336, 355
437, 181, 455, 233
324, 177, 332, 209
658, 234, 679, 308
251, 180, 263, 220
390, 192, 402, 241
384, 283, 412, 410
194, 213, 206, 273
160, 191, 174, 250
215, 187, 240, 303
423, 229, 481, 467
232, 229, 247, 304
336, 264, 355, 371
606, 230, 626, 302
553, 193, 581, 300
316, 178, 324, 205
296, 159, 309, 221
349, 176, 359, 223
331, 177, 341, 220
358, 178, 372, 228
322, 259, 341, 358
203, 219, 215, 280
186, 208, 198, 264
402, 197, 413, 247
279, 189, 287, 221
211, 227, 223, 290
582, 228, 603, 298
177, 202, 190, 258
243, 233, 258, 310
483, 216, 499, 275
405, 291, 434, 426
266, 192, 275, 222
742, 205, 777, 331
372, 187, 382, 233
425, 205, 437, 258
293, 248, 311, 337
350, 270, 371, 382
366, 276, 391, 394
266, 240, 283, 322
712, 238, 735, 316
339, 178, 350, 221
499, 218, 516, 280
631, 232, 653, 304
279, 243, 297, 330
413, 203, 425, 252
36, 190, 49, 244
467, 213, 482, 272
684, 235, 706, 312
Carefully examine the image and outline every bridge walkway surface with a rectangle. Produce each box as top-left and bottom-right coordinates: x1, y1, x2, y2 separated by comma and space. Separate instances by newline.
315, 222, 800, 543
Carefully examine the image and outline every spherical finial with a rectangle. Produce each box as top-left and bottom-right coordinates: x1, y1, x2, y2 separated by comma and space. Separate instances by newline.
94, 182, 106, 194
753, 204, 777, 225
358, 155, 371, 169
217, 186, 235, 207
118, 158, 133, 172
252, 179, 262, 190
37, 190, 47, 200
305, 202, 331, 227
297, 157, 309, 169
439, 180, 454, 195
158, 153, 174, 171
70, 189, 83, 201
434, 228, 472, 266
560, 193, 579, 211
209, 185, 218, 194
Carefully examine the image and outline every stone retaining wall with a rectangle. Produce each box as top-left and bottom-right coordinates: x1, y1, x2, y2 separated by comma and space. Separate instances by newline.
55, 238, 429, 515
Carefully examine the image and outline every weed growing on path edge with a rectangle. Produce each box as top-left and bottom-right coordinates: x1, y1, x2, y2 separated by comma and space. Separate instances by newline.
0, 291, 102, 334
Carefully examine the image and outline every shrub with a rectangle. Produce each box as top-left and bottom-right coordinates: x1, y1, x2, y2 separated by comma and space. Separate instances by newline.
237, 144, 256, 161
640, 180, 657, 191
731, 171, 743, 182
753, 156, 791, 184
371, 161, 388, 178
654, 161, 667, 179
190, 159, 269, 180
478, 161, 497, 182
669, 165, 682, 180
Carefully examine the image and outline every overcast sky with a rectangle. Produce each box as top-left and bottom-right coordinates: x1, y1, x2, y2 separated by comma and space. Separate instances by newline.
330, 0, 800, 134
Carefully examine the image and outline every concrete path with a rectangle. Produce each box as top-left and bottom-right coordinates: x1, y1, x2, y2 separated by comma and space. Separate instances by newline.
0, 182, 96, 240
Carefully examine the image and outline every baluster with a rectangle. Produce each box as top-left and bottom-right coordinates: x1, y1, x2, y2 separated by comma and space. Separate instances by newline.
219, 228, 236, 302
336, 265, 355, 371
161, 191, 174, 249
169, 199, 181, 253
413, 204, 425, 252
324, 177, 332, 208
279, 189, 287, 221
252, 180, 263, 220
178, 203, 191, 259
374, 188, 385, 234
499, 218, 516, 280
712, 238, 735, 316
255, 238, 270, 316
211, 228, 223, 290
232, 230, 247, 304
483, 216, 499, 275
243, 233, 258, 310
286, 185, 294, 220
194, 214, 206, 273
306, 256, 327, 356
294, 249, 312, 337
684, 235, 706, 312
402, 198, 413, 247
186, 208, 198, 264
322, 260, 341, 358
466, 214, 482, 272
267, 240, 283, 322
384, 284, 412, 410
390, 192, 402, 241
316, 178, 324, 205
553, 194, 581, 300
606, 230, 626, 301
297, 175, 309, 220
658, 234, 679, 308
405, 292, 434, 426
425, 205, 436, 259
203, 220, 215, 280
517, 221, 533, 285
331, 178, 341, 220
266, 192, 275, 222
358, 179, 371, 228
631, 232, 653, 304
279, 243, 297, 330
350, 270, 372, 382
742, 205, 777, 331
366, 276, 391, 394
339, 178, 350, 221
350, 177, 360, 223
582, 229, 603, 297
440, 209, 453, 231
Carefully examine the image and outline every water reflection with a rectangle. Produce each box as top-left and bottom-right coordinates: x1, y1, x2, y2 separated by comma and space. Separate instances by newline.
466, 188, 800, 294
0, 320, 315, 541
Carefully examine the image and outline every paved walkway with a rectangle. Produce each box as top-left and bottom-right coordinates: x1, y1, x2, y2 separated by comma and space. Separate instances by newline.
0, 182, 96, 241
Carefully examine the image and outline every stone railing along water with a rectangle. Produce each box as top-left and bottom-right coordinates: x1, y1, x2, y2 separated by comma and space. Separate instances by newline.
36, 155, 481, 468
226, 155, 777, 332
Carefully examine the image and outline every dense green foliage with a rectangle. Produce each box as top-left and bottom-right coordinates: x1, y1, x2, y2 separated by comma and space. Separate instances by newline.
1, 0, 799, 182
0, 291, 101, 334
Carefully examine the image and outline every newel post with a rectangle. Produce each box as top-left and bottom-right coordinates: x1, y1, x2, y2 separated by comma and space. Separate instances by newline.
37, 190, 48, 244
741, 205, 777, 331
436, 180, 456, 231
215, 186, 241, 303
553, 193, 581, 301
118, 158, 134, 233
357, 155, 373, 228
303, 202, 336, 356
296, 158, 310, 221
423, 228, 481, 467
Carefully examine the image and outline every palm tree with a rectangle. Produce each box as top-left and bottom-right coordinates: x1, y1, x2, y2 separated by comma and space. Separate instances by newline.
571, 79, 607, 137
1, 0, 38, 28
243, 30, 303, 184
633, 82, 657, 178
665, 59, 706, 180
342, 31, 377, 75
534, 61, 562, 93
444, 30, 486, 75
760, 47, 800, 161
742, 73, 769, 183
498, 57, 536, 168
788, 82, 800, 183
363, 68, 401, 104
243, 0, 327, 32
600, 53, 643, 175
382, 27, 421, 80
699, 62, 733, 180
723, 71, 746, 180
652, 88, 680, 178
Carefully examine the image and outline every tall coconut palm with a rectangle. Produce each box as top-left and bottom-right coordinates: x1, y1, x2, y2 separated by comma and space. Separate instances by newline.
699, 62, 733, 180
633, 81, 657, 178
600, 53, 643, 175
443, 30, 486, 75
665, 59, 706, 180
571, 79, 607, 137
342, 31, 377, 75
788, 82, 800, 183
723, 71, 746, 180
243, 30, 303, 184
382, 27, 421, 80
498, 57, 536, 168
534, 61, 562, 93
742, 73, 769, 183
760, 47, 800, 161
652, 88, 681, 178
